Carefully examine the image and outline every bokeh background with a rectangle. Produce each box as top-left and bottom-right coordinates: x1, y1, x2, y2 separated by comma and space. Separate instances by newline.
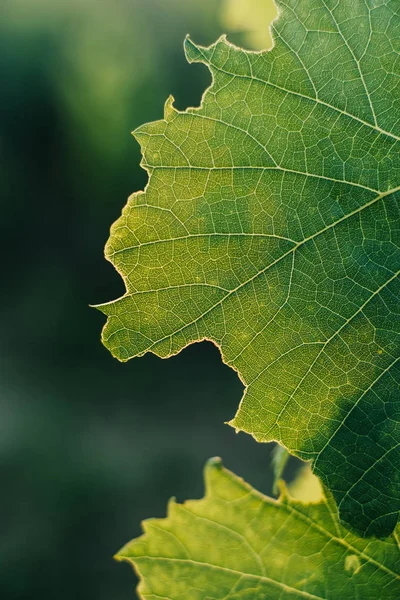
0, 1, 299, 598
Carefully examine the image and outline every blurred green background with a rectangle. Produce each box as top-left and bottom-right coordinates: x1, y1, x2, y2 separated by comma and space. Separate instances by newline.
0, 1, 298, 598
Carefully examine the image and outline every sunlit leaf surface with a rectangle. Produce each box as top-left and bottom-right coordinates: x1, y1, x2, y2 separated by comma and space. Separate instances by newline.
98, 0, 400, 536
118, 459, 400, 599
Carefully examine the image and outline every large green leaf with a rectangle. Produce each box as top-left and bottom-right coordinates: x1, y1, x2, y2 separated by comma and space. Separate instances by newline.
97, 0, 400, 536
117, 459, 400, 599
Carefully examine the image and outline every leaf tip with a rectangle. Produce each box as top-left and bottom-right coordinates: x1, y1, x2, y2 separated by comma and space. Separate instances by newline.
164, 95, 177, 120
113, 552, 123, 563
205, 456, 223, 471
167, 496, 177, 514
185, 33, 229, 65
204, 457, 225, 496
183, 35, 202, 63
225, 418, 240, 433
89, 301, 109, 315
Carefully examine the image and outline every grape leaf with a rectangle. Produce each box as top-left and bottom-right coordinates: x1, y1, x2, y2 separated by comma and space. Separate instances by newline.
97, 0, 400, 536
117, 458, 400, 599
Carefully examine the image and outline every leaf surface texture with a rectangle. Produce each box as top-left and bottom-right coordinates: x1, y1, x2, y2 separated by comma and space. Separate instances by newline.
98, 0, 400, 535
118, 459, 400, 599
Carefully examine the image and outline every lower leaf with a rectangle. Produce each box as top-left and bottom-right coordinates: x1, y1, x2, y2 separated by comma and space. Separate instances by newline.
116, 458, 400, 599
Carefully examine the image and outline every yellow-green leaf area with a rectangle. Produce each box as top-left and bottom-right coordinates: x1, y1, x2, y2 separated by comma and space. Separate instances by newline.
97, 0, 400, 536
117, 459, 400, 599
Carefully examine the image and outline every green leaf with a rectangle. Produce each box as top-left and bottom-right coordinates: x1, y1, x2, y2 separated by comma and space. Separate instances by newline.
97, 0, 400, 536
117, 458, 400, 599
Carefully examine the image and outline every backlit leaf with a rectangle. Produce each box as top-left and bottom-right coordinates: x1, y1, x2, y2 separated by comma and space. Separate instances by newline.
97, 0, 400, 536
117, 459, 400, 599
